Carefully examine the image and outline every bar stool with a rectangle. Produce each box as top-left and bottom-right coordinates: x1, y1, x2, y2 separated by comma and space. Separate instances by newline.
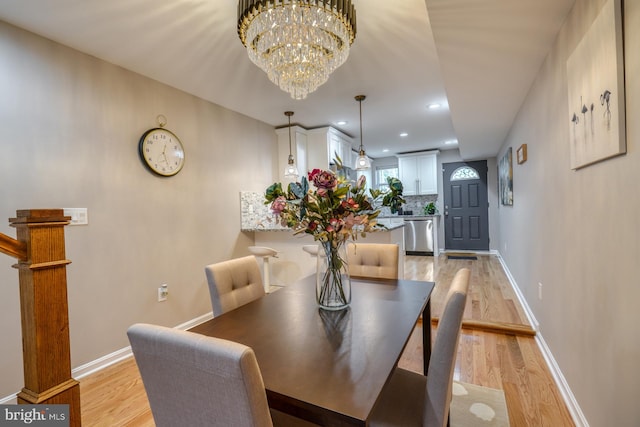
302, 244, 319, 257
248, 246, 278, 293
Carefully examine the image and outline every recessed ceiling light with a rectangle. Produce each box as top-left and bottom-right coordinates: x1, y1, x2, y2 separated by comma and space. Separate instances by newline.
382, 148, 389, 153
427, 103, 441, 109
399, 132, 408, 137
444, 139, 458, 145
336, 120, 347, 126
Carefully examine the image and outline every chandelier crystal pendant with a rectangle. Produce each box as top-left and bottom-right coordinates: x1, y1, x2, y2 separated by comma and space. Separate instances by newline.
354, 94, 371, 170
238, 0, 357, 100
283, 111, 299, 179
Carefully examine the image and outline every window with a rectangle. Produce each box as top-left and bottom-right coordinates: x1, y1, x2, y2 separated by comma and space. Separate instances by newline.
376, 166, 399, 191
450, 166, 479, 181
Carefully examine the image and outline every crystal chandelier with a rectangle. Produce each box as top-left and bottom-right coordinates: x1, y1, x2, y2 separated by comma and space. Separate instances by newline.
238, 0, 357, 100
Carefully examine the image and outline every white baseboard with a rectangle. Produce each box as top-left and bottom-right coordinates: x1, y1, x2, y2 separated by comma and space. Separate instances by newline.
0, 311, 214, 403
496, 252, 588, 427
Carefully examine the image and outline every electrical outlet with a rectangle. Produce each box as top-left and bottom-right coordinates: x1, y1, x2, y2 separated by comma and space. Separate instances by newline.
158, 284, 168, 302
538, 282, 543, 300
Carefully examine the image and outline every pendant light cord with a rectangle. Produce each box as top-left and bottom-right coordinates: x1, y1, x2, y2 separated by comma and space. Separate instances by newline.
355, 95, 366, 154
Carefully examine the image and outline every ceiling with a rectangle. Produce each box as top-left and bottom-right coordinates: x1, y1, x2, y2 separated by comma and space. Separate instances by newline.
0, 0, 575, 160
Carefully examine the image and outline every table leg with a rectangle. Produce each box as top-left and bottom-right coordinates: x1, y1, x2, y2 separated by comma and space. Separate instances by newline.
422, 299, 431, 376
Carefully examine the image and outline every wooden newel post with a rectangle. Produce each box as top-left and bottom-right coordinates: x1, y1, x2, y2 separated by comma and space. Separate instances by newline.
9, 209, 81, 427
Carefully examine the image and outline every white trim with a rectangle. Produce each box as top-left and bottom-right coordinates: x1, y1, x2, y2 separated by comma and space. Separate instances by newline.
496, 252, 539, 330
0, 394, 17, 405
496, 252, 588, 427
535, 333, 590, 427
73, 346, 132, 379
1, 311, 215, 402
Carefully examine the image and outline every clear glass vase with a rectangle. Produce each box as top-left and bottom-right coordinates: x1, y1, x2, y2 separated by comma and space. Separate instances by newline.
316, 240, 351, 311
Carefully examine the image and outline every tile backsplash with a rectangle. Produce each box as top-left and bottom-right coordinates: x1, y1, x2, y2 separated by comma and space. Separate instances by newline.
240, 191, 286, 230
378, 194, 438, 216
241, 191, 439, 229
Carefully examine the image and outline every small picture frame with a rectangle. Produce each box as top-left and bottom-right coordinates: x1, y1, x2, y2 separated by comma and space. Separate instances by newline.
517, 144, 528, 164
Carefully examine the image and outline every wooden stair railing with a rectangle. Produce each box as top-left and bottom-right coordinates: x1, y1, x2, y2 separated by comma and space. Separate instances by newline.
1, 209, 81, 426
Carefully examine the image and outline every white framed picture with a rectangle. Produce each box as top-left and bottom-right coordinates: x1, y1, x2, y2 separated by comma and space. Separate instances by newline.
566, 0, 626, 169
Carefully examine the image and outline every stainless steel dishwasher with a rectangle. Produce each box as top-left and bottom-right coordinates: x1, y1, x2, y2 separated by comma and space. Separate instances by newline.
404, 218, 434, 255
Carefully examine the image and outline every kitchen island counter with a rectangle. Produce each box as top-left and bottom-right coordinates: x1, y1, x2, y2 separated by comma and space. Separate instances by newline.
249, 226, 405, 286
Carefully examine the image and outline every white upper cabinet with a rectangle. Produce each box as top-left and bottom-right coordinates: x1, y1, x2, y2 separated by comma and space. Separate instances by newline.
307, 127, 353, 171
397, 151, 439, 195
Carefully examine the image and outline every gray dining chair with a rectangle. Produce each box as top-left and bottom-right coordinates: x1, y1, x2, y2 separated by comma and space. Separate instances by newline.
346, 243, 399, 279
127, 323, 273, 427
128, 323, 317, 427
205, 255, 265, 317
369, 267, 471, 427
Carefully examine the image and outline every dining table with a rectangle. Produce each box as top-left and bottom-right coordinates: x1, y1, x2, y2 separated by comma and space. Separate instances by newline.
189, 274, 435, 426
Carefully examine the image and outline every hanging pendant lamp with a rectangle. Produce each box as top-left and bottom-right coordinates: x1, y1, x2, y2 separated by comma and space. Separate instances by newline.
354, 95, 371, 170
283, 111, 299, 179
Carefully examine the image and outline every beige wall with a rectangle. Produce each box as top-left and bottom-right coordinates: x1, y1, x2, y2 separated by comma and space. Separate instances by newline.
497, 0, 639, 424
0, 21, 276, 398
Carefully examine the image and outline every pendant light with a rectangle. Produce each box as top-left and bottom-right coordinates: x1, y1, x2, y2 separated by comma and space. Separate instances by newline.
354, 95, 371, 170
283, 111, 299, 179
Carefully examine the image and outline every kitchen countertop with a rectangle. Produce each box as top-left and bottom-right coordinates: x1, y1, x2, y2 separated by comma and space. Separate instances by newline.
243, 222, 405, 232
379, 214, 440, 220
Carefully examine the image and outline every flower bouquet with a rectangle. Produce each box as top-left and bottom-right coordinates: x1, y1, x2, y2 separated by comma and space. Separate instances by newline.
264, 159, 404, 310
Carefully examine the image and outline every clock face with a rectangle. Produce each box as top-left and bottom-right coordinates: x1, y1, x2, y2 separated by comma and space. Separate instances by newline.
138, 128, 185, 176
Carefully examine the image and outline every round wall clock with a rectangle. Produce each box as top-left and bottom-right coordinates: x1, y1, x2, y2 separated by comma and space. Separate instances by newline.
138, 121, 185, 177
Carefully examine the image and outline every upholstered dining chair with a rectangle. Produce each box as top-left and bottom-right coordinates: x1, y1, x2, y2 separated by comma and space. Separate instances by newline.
128, 323, 315, 427
369, 267, 471, 427
128, 323, 273, 427
346, 243, 399, 279
205, 255, 265, 317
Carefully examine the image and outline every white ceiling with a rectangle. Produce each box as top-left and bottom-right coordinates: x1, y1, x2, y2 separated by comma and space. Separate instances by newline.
0, 0, 575, 160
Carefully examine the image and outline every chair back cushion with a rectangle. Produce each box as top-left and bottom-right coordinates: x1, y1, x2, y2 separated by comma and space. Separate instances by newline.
424, 268, 470, 427
127, 323, 273, 427
205, 255, 265, 316
347, 243, 399, 279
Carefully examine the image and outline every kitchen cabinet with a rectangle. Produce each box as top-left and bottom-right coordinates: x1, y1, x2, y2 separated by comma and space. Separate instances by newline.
397, 151, 439, 195
307, 127, 353, 171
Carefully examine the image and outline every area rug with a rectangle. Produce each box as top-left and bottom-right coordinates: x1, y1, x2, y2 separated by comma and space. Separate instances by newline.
451, 381, 510, 426
447, 252, 478, 260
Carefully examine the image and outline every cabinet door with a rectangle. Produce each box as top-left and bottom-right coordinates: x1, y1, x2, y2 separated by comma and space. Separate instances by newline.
328, 134, 342, 165
398, 157, 418, 195
417, 154, 437, 194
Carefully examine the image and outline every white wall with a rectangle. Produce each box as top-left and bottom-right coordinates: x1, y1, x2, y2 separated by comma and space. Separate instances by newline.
0, 21, 276, 398
497, 0, 639, 424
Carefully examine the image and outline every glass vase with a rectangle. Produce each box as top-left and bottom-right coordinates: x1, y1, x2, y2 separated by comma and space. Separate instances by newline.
316, 240, 351, 311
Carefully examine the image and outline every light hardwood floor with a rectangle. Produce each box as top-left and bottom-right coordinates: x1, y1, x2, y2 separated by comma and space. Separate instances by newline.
79, 254, 575, 426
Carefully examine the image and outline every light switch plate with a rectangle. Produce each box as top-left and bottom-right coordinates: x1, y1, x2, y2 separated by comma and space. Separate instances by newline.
64, 208, 88, 225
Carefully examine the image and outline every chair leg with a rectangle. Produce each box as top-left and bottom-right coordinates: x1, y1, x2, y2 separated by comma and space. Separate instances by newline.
263, 256, 271, 293
447, 411, 451, 427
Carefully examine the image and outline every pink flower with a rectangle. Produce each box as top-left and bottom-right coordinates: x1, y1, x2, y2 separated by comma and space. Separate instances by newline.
313, 170, 337, 190
270, 196, 287, 214
341, 198, 359, 210
356, 174, 366, 190
308, 169, 322, 182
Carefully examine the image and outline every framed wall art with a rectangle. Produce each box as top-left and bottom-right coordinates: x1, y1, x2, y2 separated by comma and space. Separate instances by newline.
517, 144, 528, 164
499, 147, 513, 206
566, 0, 626, 169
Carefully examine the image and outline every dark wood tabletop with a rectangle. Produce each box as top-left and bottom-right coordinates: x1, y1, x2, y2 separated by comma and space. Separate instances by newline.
189, 275, 434, 426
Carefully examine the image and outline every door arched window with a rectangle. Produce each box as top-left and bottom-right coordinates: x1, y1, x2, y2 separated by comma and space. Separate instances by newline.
450, 166, 479, 181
